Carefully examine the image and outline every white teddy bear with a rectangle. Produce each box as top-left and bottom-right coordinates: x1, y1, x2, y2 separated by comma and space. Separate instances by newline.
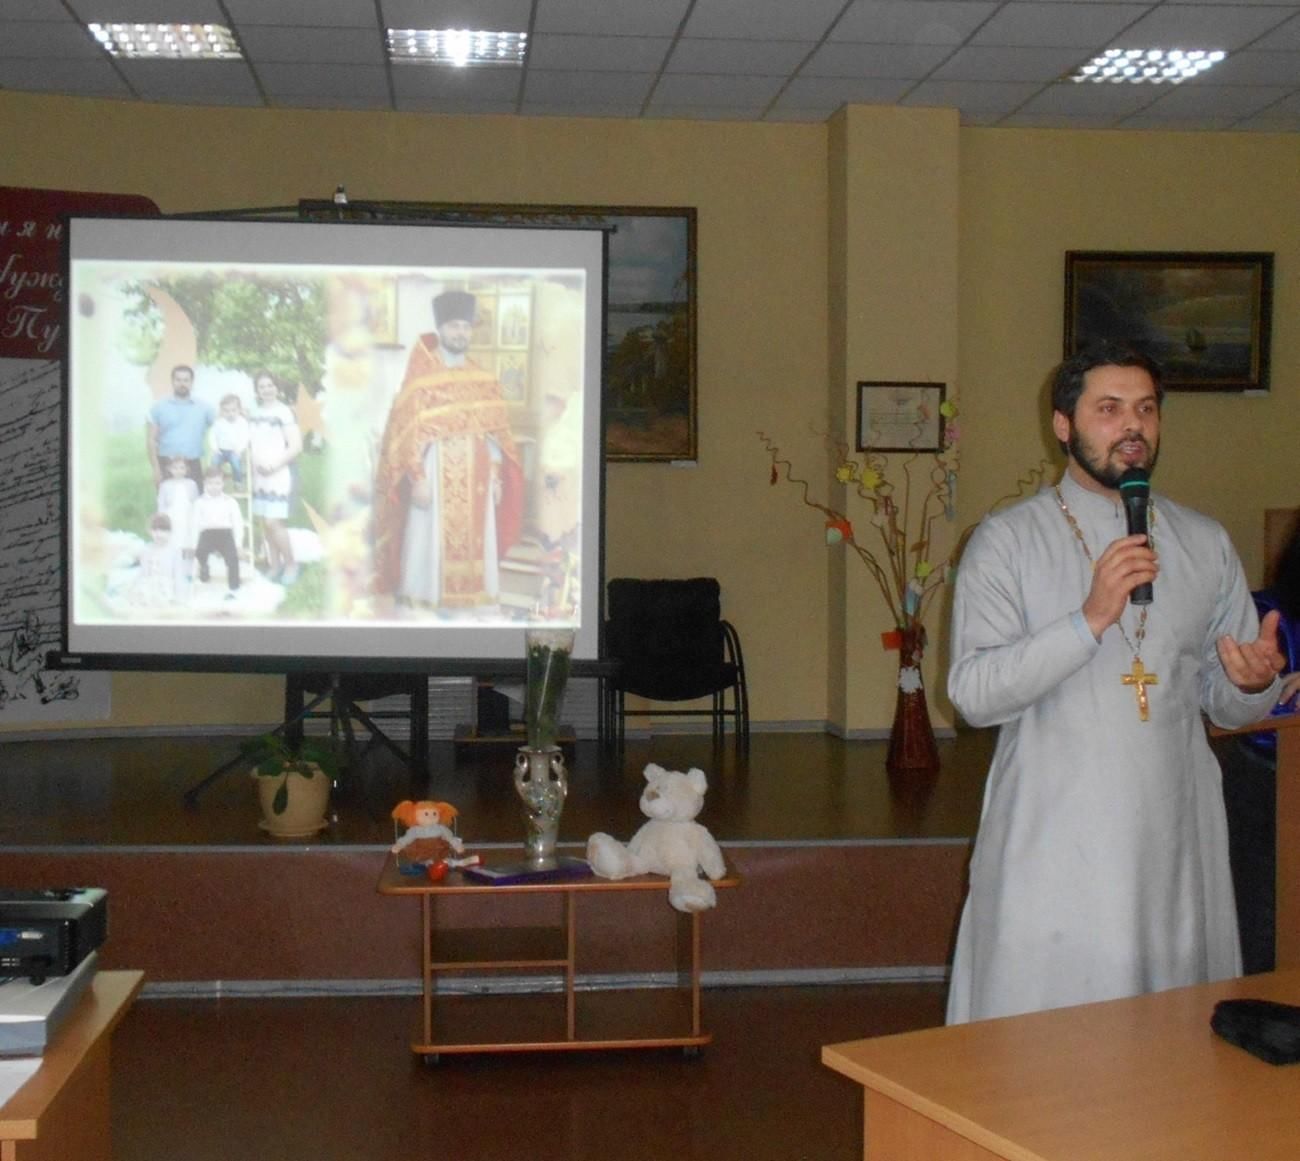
586, 763, 727, 912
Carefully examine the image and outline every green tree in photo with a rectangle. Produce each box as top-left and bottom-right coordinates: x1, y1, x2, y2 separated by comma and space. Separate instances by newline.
121, 274, 328, 398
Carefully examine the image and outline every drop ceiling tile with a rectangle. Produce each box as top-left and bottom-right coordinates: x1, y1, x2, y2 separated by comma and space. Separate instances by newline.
0, 21, 103, 57
831, 1, 1000, 45
774, 74, 915, 107
256, 62, 390, 98
1115, 4, 1299, 50
224, 0, 378, 27
1, 0, 78, 20
666, 38, 814, 76
1194, 49, 1300, 83
272, 93, 392, 110
526, 35, 672, 72
802, 41, 954, 77
65, 0, 227, 20
999, 109, 1127, 125
380, 0, 532, 32
524, 69, 656, 105
933, 45, 1093, 82
238, 26, 384, 65
0, 55, 130, 95
533, 0, 692, 37
681, 0, 848, 39
650, 72, 787, 107
1138, 81, 1290, 113
391, 62, 522, 101
114, 59, 261, 100
1261, 88, 1300, 111
1254, 13, 1300, 48
1232, 110, 1300, 129
645, 104, 766, 119
972, 2, 1153, 47
1015, 76, 1165, 113
1118, 112, 1237, 127
904, 79, 1044, 113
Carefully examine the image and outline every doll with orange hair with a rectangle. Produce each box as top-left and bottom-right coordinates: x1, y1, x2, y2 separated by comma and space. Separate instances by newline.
391, 799, 467, 874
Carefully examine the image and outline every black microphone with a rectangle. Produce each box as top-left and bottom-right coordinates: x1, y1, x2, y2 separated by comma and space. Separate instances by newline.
1119, 466, 1153, 606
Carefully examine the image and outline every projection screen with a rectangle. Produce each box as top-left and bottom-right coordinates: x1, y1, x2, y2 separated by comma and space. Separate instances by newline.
57, 214, 605, 670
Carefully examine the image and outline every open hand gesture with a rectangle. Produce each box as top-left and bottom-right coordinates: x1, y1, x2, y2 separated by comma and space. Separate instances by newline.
1217, 609, 1286, 694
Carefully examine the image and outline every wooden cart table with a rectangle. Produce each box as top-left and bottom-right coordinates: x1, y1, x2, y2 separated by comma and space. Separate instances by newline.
0, 970, 143, 1161
378, 855, 738, 1058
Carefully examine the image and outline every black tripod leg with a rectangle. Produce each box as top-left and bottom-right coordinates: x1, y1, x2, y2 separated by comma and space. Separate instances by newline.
182, 688, 334, 808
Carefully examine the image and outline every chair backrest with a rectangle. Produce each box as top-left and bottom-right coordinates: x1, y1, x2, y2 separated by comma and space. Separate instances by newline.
606, 578, 724, 665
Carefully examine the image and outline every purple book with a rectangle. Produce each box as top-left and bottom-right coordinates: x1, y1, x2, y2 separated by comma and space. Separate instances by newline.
460, 856, 594, 886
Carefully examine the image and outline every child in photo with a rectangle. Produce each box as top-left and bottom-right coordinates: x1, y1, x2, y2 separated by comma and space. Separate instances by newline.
191, 466, 244, 596
157, 455, 198, 564
126, 513, 187, 607
211, 393, 251, 487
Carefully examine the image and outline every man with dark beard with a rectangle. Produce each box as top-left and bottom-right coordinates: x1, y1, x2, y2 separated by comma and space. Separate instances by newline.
945, 340, 1284, 1023
372, 290, 524, 612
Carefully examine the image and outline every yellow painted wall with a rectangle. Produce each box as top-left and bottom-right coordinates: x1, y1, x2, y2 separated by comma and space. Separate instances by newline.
1, 93, 1296, 735
0, 92, 830, 733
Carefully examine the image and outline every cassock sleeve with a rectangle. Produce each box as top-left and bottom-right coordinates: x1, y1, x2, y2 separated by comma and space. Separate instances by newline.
1198, 522, 1279, 729
948, 513, 1098, 728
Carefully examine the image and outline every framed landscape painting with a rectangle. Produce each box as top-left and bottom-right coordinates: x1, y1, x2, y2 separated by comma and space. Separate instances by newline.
1064, 250, 1273, 392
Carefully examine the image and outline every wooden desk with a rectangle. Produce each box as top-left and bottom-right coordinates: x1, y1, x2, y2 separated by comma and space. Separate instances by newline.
0, 970, 143, 1161
824, 968, 1300, 1161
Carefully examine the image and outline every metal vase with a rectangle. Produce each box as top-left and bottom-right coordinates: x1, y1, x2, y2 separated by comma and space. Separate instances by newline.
513, 745, 568, 868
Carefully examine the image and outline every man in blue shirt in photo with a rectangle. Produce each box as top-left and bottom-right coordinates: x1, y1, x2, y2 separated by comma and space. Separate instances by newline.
147, 364, 215, 488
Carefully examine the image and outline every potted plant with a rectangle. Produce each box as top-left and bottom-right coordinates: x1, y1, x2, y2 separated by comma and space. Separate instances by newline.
243, 733, 340, 838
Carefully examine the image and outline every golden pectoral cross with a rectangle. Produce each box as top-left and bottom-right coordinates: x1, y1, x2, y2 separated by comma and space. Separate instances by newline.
1121, 658, 1159, 721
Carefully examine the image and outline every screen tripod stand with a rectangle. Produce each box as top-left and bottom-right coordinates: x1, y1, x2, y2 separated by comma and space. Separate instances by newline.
183, 672, 429, 807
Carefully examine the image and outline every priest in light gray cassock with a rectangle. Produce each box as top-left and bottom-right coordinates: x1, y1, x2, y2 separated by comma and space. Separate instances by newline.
945, 341, 1285, 1024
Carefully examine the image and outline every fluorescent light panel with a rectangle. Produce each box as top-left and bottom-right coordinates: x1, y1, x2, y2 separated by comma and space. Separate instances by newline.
387, 28, 527, 67
89, 22, 242, 60
1068, 48, 1226, 85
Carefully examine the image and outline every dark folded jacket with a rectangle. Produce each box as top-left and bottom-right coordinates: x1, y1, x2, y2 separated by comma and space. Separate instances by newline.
1211, 999, 1300, 1065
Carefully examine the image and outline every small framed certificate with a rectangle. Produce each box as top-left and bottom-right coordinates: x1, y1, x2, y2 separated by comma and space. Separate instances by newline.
856, 381, 946, 453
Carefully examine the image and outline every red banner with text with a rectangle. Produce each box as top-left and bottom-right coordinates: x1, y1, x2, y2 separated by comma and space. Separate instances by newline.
0, 186, 157, 360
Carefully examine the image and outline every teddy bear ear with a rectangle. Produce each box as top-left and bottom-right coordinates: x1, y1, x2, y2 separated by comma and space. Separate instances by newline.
686, 768, 708, 793
644, 762, 666, 782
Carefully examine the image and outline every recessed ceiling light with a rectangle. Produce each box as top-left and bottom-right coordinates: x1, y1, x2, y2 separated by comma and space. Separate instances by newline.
1065, 47, 1226, 84
88, 22, 242, 60
387, 28, 527, 67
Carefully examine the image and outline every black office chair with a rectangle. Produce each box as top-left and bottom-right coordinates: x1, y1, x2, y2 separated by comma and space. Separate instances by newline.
603, 577, 749, 751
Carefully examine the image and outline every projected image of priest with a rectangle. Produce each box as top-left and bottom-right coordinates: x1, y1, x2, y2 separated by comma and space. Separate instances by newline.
372, 290, 524, 613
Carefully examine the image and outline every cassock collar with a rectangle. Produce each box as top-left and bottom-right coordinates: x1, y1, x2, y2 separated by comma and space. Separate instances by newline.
1057, 470, 1126, 524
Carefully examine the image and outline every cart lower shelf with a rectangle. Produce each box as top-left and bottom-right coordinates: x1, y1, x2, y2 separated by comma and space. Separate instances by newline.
410, 987, 712, 1055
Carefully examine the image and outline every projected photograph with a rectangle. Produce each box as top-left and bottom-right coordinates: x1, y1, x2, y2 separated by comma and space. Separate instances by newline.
64, 216, 604, 666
